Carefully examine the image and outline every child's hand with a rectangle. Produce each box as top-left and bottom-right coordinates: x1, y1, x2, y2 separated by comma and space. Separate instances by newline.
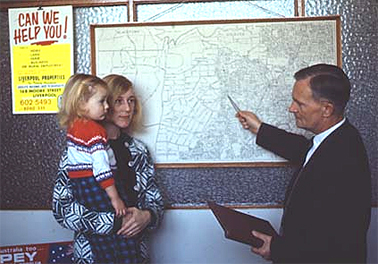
105, 185, 127, 216
112, 198, 127, 216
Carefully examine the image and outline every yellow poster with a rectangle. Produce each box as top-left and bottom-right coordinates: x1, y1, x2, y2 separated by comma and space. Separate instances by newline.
8, 6, 73, 114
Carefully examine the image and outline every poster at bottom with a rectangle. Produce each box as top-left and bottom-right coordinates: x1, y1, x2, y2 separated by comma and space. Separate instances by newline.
0, 241, 73, 264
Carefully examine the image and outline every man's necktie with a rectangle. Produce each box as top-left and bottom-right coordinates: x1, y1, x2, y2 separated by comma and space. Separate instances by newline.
303, 136, 315, 167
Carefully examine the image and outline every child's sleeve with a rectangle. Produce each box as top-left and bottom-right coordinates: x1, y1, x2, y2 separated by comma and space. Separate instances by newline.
89, 123, 115, 189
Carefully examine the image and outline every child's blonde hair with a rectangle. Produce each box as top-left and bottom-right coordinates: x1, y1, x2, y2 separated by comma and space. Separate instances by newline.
58, 74, 108, 129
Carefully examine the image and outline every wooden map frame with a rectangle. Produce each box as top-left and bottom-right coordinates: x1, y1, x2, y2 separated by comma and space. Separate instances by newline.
91, 16, 341, 168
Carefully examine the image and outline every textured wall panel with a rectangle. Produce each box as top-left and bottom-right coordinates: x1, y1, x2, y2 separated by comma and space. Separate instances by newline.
74, 6, 128, 73
305, 0, 378, 205
137, 0, 294, 21
1, 1, 377, 209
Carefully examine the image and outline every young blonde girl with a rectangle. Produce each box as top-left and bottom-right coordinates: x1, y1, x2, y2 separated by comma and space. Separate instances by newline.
58, 73, 127, 217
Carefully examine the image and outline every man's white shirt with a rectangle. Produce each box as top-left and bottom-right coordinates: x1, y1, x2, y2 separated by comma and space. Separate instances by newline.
303, 118, 346, 166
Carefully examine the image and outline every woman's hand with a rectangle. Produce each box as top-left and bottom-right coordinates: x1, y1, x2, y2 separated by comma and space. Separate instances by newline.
117, 207, 152, 238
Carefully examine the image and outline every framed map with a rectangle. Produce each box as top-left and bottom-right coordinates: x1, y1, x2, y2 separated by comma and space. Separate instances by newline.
91, 16, 341, 167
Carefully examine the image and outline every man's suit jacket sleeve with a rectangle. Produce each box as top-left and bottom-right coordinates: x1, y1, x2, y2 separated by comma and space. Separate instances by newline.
257, 123, 310, 166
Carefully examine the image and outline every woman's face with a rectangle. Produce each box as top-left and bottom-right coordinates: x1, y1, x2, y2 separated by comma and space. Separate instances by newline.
108, 89, 136, 129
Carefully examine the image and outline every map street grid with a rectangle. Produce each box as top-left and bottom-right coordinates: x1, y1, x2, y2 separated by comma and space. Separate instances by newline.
93, 19, 338, 165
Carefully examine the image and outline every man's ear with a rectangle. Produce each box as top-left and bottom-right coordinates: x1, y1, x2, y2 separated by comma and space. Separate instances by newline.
321, 100, 334, 118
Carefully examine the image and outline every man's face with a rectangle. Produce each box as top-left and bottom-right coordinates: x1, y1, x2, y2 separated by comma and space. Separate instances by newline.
289, 78, 323, 134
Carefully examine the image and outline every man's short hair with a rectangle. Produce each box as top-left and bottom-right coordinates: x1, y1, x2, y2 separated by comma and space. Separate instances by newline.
294, 63, 351, 115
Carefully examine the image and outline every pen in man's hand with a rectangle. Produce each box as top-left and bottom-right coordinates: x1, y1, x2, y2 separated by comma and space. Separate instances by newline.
227, 95, 241, 113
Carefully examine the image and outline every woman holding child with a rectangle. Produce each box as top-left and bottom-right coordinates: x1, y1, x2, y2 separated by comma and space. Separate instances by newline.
52, 74, 164, 263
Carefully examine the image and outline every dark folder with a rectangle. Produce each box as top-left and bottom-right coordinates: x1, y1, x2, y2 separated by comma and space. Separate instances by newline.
208, 201, 277, 248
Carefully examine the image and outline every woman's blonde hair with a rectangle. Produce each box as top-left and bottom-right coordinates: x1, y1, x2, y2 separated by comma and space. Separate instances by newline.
57, 74, 108, 129
102, 74, 143, 133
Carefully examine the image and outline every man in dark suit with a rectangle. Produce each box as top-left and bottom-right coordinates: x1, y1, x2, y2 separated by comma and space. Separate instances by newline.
236, 64, 371, 263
